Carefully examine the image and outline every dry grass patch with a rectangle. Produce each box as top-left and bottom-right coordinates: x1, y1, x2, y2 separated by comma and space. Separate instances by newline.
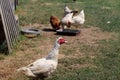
80, 27, 114, 44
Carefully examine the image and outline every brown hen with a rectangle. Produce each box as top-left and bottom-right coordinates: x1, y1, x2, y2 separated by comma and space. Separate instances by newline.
50, 15, 61, 30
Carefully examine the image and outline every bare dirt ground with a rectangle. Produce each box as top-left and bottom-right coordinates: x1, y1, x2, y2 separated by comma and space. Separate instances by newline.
0, 24, 115, 80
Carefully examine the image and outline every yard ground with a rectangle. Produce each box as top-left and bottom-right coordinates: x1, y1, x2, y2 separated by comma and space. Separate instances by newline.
0, 0, 120, 80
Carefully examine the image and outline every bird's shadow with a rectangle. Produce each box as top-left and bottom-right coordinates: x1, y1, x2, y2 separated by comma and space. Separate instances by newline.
31, 73, 49, 80
55, 29, 81, 36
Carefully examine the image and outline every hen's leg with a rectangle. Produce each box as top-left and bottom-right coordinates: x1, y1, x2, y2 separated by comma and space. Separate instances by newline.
61, 24, 65, 31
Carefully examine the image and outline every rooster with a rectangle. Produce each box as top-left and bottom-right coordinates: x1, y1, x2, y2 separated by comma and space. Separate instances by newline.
50, 15, 61, 30
17, 37, 67, 80
61, 10, 85, 30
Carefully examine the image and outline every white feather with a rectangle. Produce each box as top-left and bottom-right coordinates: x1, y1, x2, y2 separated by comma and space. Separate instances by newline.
61, 9, 85, 29
17, 37, 66, 78
64, 5, 73, 15
72, 10, 85, 25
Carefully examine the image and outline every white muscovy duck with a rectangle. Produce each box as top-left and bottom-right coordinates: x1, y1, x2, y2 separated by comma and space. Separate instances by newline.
17, 37, 67, 79
61, 10, 85, 30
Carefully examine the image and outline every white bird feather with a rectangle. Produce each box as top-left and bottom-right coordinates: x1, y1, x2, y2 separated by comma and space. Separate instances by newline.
61, 10, 85, 30
17, 37, 67, 79
72, 10, 85, 25
64, 5, 73, 16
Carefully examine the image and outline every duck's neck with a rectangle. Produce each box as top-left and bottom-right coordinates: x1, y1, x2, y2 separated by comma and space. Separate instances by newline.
46, 43, 60, 61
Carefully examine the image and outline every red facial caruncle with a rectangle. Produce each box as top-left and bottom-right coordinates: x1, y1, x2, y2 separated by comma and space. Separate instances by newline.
58, 37, 67, 45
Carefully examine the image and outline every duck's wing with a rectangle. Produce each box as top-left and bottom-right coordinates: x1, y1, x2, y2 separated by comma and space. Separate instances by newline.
28, 60, 57, 75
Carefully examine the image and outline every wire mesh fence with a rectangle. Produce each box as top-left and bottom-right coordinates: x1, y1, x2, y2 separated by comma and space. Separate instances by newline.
0, 0, 19, 53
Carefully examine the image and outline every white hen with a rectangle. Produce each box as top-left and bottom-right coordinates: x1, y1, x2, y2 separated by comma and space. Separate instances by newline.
64, 4, 73, 16
72, 10, 85, 25
61, 12, 73, 29
64, 5, 78, 17
17, 37, 67, 79
61, 10, 85, 30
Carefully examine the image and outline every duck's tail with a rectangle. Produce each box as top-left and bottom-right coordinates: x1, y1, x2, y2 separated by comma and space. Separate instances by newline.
17, 67, 36, 77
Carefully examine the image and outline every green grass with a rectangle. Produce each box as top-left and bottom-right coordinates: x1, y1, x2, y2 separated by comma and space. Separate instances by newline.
1, 0, 120, 80
16, 0, 120, 32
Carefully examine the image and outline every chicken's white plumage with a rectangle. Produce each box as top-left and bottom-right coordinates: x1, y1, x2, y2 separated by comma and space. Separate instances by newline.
72, 10, 85, 25
61, 9, 85, 29
62, 13, 73, 24
17, 37, 67, 79
64, 5, 73, 16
